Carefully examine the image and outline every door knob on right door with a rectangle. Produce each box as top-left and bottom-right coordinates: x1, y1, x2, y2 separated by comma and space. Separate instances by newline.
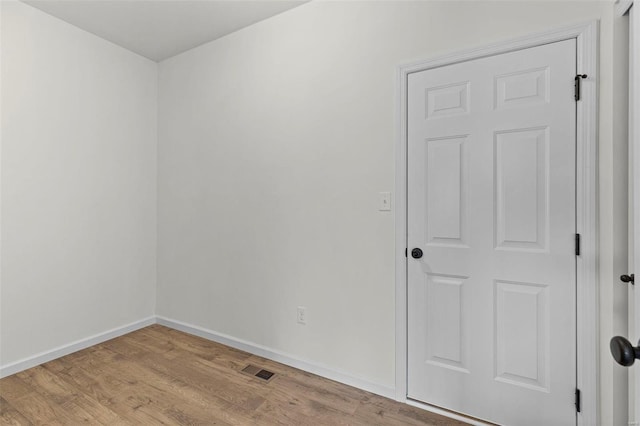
610, 336, 640, 367
620, 274, 635, 284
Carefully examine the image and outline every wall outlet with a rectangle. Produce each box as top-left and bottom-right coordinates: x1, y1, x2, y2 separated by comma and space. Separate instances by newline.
297, 306, 307, 325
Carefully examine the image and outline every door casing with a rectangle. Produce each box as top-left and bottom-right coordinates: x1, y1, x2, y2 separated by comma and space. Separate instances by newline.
395, 21, 599, 426
618, 1, 640, 422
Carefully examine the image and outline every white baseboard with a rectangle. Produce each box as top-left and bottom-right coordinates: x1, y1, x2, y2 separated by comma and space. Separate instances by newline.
155, 315, 396, 400
0, 316, 156, 378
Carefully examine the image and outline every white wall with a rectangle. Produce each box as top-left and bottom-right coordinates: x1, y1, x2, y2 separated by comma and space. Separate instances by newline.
158, 2, 624, 422
0, 1, 628, 424
0, 1, 157, 367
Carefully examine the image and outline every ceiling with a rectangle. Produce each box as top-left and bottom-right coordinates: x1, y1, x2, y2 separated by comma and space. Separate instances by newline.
23, 0, 307, 62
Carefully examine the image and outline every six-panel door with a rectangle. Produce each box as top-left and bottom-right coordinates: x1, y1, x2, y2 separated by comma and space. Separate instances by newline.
407, 39, 578, 426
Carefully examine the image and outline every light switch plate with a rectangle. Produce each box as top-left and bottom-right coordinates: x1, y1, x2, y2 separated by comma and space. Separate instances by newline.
379, 192, 391, 211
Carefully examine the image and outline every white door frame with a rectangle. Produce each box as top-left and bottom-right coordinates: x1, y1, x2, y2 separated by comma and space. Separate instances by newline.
616, 0, 639, 422
395, 21, 599, 426
632, 3, 640, 422
615, 0, 634, 17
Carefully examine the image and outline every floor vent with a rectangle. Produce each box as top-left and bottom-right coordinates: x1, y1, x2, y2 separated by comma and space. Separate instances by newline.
255, 369, 274, 380
241, 364, 275, 382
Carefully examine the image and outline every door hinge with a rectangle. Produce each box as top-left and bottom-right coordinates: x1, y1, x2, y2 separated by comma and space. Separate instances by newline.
574, 74, 587, 101
575, 388, 581, 413
575, 233, 581, 256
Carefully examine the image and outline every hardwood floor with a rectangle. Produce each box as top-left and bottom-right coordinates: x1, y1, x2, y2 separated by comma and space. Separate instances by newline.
0, 325, 468, 425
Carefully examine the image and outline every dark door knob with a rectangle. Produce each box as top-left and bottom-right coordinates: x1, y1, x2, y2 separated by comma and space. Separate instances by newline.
610, 336, 640, 367
411, 248, 423, 259
620, 274, 634, 284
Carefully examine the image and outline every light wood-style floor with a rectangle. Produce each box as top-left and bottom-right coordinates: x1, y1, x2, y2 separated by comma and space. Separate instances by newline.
0, 325, 468, 425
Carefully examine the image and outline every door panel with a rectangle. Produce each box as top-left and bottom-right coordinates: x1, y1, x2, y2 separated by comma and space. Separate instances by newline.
495, 127, 549, 250
407, 39, 577, 426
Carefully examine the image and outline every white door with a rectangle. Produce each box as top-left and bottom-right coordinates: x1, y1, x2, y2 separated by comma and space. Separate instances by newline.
407, 39, 577, 426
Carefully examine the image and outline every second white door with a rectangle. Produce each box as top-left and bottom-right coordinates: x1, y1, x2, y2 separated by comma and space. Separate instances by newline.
407, 39, 577, 425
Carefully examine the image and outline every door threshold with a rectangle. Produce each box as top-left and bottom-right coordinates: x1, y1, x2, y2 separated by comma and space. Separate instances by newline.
405, 398, 498, 426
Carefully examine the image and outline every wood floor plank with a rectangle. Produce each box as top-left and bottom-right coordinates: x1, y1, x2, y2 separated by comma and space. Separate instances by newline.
0, 376, 32, 401
42, 357, 126, 409
2, 390, 77, 425
0, 325, 468, 425
14, 365, 125, 425
73, 343, 243, 425
16, 366, 78, 406
354, 395, 463, 426
0, 396, 33, 426
59, 394, 126, 426
105, 339, 269, 414
43, 347, 184, 425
